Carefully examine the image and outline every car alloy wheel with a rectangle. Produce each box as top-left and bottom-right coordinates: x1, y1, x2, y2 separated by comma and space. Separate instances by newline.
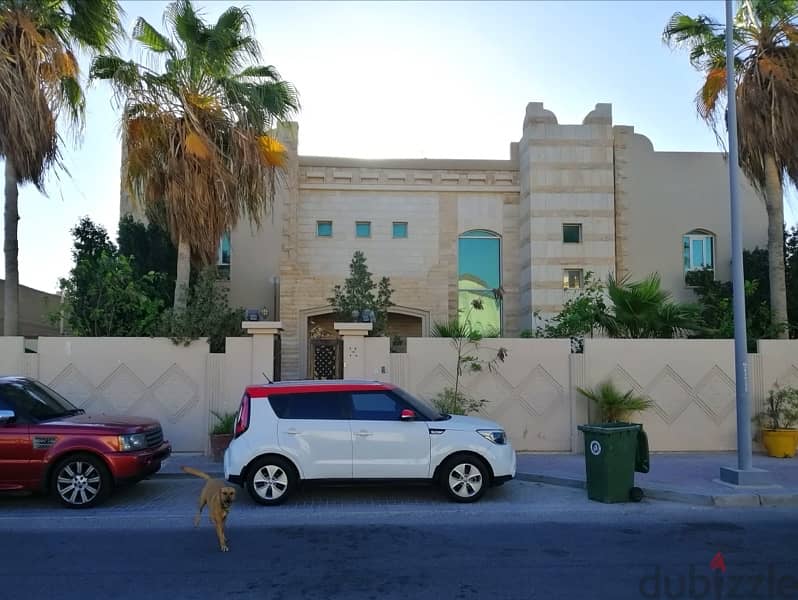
52, 453, 111, 508
441, 455, 489, 503
246, 456, 296, 506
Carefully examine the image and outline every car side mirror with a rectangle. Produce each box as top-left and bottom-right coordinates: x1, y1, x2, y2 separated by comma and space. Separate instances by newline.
0, 409, 16, 424
400, 409, 416, 421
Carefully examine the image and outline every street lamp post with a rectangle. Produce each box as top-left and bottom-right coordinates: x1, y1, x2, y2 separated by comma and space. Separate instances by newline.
719, 0, 770, 486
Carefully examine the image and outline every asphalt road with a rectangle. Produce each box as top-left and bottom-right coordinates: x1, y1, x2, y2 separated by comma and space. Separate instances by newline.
1, 478, 797, 600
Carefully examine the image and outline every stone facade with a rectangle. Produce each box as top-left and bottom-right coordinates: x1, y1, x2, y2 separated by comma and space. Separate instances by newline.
119, 101, 769, 380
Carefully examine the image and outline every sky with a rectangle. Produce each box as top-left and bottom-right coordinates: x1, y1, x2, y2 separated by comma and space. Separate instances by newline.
2, 0, 796, 294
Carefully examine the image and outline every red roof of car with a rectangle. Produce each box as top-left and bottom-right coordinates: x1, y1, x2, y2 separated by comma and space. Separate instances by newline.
245, 379, 395, 398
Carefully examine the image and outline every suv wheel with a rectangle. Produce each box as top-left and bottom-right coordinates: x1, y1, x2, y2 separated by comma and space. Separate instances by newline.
440, 455, 490, 503
246, 456, 296, 506
52, 453, 112, 508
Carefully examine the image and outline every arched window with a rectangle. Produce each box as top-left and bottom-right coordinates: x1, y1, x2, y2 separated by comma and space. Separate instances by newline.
458, 229, 502, 335
683, 229, 715, 275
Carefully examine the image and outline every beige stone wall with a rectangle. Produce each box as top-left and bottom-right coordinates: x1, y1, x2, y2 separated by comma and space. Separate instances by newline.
0, 280, 62, 336
518, 103, 616, 328
0, 336, 259, 453
278, 155, 520, 379
613, 128, 769, 303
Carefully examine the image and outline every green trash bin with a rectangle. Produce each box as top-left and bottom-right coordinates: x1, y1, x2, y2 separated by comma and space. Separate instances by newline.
577, 422, 644, 503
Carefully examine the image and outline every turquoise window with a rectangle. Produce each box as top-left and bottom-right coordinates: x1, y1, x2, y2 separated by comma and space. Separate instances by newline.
393, 222, 408, 238
317, 221, 333, 237
457, 229, 502, 336
356, 222, 371, 238
218, 232, 231, 265
683, 231, 714, 272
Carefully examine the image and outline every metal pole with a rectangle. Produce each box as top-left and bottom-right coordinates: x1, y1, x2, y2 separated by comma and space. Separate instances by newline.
725, 0, 753, 473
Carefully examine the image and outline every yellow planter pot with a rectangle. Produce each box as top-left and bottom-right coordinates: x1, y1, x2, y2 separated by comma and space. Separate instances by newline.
761, 429, 798, 458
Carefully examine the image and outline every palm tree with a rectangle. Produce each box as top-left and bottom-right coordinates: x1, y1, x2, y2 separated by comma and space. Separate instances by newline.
0, 0, 124, 335
90, 0, 299, 311
663, 0, 796, 338
598, 273, 705, 338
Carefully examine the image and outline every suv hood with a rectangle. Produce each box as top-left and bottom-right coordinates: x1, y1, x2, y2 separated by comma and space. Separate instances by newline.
42, 414, 159, 432
433, 414, 504, 431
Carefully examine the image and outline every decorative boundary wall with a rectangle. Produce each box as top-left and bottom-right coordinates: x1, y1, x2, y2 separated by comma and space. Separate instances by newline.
2, 330, 796, 454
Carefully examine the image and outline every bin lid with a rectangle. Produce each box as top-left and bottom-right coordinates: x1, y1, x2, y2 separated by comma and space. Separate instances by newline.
577, 422, 642, 433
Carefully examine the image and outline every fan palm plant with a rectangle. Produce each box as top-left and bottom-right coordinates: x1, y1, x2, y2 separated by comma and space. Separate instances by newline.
663, 0, 798, 338
598, 273, 705, 338
0, 0, 124, 335
577, 380, 654, 424
90, 0, 299, 310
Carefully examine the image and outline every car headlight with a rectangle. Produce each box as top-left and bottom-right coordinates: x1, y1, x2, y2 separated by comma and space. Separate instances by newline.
119, 433, 148, 451
477, 429, 506, 445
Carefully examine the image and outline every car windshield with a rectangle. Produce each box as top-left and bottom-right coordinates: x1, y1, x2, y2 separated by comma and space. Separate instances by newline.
2, 380, 83, 421
392, 387, 449, 421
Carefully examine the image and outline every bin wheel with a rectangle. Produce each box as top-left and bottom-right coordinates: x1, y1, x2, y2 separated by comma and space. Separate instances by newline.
630, 487, 644, 502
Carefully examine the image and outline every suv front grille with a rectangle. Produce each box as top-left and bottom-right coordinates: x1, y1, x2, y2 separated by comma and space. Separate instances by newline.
145, 426, 163, 448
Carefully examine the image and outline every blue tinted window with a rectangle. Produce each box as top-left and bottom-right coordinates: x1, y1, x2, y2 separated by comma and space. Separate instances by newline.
458, 230, 501, 335
356, 222, 371, 238
218, 232, 231, 265
393, 222, 408, 238
350, 392, 406, 421
317, 221, 332, 237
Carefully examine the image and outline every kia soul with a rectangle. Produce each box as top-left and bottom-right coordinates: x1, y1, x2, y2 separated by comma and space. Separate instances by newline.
224, 380, 516, 504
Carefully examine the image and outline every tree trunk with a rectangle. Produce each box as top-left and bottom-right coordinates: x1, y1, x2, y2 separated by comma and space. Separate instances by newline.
763, 154, 789, 339
173, 235, 191, 312
4, 160, 19, 336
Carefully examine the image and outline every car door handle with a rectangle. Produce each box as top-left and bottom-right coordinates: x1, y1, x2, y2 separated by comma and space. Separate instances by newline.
285, 428, 300, 435
353, 430, 372, 437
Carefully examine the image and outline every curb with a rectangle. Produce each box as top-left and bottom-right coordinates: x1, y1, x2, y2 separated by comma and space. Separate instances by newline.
152, 471, 225, 480
516, 472, 798, 507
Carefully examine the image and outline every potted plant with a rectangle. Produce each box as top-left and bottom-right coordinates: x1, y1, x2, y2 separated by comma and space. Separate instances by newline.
209, 410, 236, 462
753, 384, 798, 458
576, 380, 653, 424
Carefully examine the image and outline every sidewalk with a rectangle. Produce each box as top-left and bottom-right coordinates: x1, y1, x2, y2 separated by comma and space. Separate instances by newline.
516, 451, 798, 507
155, 451, 798, 507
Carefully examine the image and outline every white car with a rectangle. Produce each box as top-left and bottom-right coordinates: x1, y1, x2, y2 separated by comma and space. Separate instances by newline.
224, 379, 516, 504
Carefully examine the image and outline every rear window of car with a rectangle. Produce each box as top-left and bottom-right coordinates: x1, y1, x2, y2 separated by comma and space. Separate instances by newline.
268, 392, 347, 420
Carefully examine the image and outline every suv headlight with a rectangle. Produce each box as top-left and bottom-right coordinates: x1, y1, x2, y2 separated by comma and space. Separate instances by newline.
119, 433, 148, 451
477, 429, 507, 445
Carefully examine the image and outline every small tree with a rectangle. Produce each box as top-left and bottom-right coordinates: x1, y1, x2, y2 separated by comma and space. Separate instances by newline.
159, 267, 244, 352
328, 251, 393, 335
431, 299, 507, 415
54, 217, 166, 336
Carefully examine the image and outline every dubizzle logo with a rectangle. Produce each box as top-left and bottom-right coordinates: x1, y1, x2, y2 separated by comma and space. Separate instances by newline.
638, 552, 798, 599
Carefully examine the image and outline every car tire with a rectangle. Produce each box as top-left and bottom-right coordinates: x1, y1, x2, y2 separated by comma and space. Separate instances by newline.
439, 454, 490, 503
246, 456, 297, 506
51, 453, 112, 509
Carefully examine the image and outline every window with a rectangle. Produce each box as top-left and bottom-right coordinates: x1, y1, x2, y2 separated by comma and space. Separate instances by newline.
392, 222, 408, 238
458, 229, 502, 336
317, 221, 333, 237
683, 231, 715, 274
350, 392, 408, 421
217, 231, 231, 279
268, 392, 347, 420
355, 221, 371, 238
563, 223, 582, 244
563, 269, 583, 289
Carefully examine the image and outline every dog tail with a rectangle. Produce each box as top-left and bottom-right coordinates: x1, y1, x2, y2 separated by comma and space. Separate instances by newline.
181, 466, 212, 480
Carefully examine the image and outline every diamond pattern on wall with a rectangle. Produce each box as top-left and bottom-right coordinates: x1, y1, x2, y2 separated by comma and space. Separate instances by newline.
151, 364, 199, 421
97, 365, 147, 414
694, 365, 736, 424
49, 364, 96, 409
644, 366, 694, 425
415, 363, 456, 403
516, 364, 564, 417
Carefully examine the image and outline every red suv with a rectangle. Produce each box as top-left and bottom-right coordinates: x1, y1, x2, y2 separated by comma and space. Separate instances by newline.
0, 376, 171, 508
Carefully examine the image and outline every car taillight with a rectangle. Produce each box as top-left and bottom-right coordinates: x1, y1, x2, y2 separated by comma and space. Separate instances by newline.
234, 393, 250, 438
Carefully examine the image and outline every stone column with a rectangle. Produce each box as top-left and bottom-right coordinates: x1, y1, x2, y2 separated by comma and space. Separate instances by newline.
242, 321, 283, 383
334, 322, 372, 379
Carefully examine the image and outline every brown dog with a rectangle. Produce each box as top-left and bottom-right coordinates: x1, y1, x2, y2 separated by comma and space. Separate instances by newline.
181, 466, 236, 552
